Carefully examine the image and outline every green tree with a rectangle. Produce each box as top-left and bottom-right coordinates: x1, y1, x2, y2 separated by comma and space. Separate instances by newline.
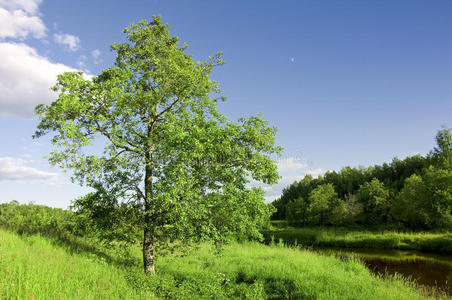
342, 193, 363, 224
285, 197, 308, 226
71, 189, 143, 245
391, 174, 428, 229
357, 178, 390, 224
307, 183, 339, 225
431, 127, 452, 168
34, 17, 281, 274
423, 166, 452, 228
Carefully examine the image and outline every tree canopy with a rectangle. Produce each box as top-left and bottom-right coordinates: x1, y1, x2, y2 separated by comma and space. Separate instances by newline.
34, 16, 281, 273
273, 128, 452, 230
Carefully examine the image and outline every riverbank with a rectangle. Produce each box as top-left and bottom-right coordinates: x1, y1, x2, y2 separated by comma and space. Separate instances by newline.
262, 225, 452, 253
0, 228, 433, 299
317, 247, 452, 296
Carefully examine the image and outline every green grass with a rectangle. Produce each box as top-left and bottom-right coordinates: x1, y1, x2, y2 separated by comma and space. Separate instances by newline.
263, 225, 452, 253
0, 228, 437, 299
0, 229, 149, 299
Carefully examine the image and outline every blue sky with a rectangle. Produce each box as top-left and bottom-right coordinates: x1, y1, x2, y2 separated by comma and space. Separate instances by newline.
0, 0, 451, 208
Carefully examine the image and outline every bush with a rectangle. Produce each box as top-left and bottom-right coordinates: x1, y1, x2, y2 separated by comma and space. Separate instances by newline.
0, 201, 75, 236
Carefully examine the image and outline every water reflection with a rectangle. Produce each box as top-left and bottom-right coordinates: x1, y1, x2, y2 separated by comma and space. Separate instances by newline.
317, 247, 452, 295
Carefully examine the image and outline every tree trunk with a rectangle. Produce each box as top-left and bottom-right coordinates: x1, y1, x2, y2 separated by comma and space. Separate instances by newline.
143, 147, 155, 274
143, 221, 155, 274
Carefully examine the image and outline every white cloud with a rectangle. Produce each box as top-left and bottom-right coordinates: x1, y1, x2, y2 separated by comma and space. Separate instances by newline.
249, 155, 326, 203
91, 49, 102, 64
91, 49, 101, 59
277, 157, 307, 172
54, 33, 80, 51
251, 168, 326, 203
0, 7, 46, 39
0, 157, 58, 182
0, 0, 42, 15
0, 42, 76, 118
305, 168, 325, 177
76, 54, 90, 73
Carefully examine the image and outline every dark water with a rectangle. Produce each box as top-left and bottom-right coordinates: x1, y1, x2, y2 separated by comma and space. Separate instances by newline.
317, 247, 452, 295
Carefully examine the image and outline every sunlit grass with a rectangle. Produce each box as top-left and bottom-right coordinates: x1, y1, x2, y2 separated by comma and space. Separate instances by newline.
263, 225, 452, 253
0, 228, 434, 299
0, 229, 149, 299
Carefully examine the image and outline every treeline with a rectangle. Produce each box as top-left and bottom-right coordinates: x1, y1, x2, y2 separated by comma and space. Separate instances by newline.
0, 199, 143, 247
271, 129, 452, 230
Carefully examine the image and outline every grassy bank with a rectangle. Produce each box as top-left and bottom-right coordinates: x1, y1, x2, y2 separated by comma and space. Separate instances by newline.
263, 225, 452, 253
0, 228, 434, 299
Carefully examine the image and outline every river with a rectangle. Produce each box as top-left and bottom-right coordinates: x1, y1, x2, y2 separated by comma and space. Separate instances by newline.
316, 247, 452, 296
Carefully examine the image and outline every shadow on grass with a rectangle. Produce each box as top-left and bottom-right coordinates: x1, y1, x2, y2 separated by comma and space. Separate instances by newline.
1, 224, 140, 268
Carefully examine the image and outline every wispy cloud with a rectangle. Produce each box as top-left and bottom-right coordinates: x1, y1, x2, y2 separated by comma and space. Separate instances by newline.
91, 49, 101, 64
250, 156, 326, 203
0, 157, 59, 182
305, 168, 325, 178
260, 169, 326, 203
276, 157, 307, 172
54, 32, 80, 51
77, 54, 90, 73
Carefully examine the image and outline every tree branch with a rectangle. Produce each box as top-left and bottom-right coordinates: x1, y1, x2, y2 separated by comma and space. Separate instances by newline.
135, 185, 146, 201
94, 120, 141, 154
156, 95, 183, 118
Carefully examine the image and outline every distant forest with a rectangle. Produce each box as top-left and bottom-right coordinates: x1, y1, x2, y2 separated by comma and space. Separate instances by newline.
271, 128, 452, 230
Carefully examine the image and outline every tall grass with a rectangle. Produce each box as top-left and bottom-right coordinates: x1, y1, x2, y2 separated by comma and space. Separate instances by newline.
0, 228, 435, 299
263, 226, 452, 253
0, 229, 148, 299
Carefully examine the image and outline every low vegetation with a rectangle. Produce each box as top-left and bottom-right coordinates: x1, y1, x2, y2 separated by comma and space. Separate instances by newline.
263, 225, 452, 253
1, 202, 443, 299
0, 227, 435, 299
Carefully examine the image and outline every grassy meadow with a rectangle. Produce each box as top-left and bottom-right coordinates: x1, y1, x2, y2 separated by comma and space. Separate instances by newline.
263, 222, 452, 253
0, 228, 436, 299
1, 203, 449, 299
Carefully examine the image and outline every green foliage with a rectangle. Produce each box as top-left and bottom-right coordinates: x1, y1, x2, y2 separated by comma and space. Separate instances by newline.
262, 225, 452, 253
308, 183, 341, 225
284, 184, 348, 227
34, 16, 281, 272
0, 201, 75, 237
329, 200, 348, 225
423, 166, 452, 228
431, 127, 452, 169
0, 227, 430, 299
343, 193, 363, 224
272, 175, 316, 220
71, 191, 143, 246
276, 128, 452, 231
285, 197, 308, 226
391, 174, 429, 230
357, 178, 390, 224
